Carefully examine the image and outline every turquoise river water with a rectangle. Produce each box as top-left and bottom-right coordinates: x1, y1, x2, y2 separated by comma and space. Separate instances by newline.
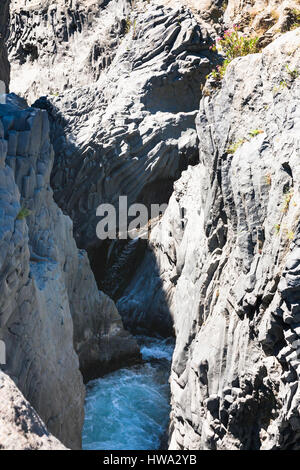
82, 336, 174, 450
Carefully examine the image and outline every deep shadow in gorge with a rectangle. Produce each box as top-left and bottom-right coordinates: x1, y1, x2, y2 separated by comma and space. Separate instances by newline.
87, 178, 177, 298
88, 241, 175, 337
34, 97, 179, 341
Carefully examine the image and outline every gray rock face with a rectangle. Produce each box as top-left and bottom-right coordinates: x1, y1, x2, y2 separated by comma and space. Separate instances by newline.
6, 0, 300, 452
21, 1, 216, 253
224, 0, 300, 47
0, 95, 139, 449
0, 99, 83, 448
117, 247, 174, 336
8, 0, 132, 102
125, 28, 300, 449
0, 0, 10, 91
0, 371, 66, 450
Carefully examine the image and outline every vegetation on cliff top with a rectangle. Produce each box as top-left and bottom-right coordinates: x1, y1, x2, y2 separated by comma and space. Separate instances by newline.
209, 25, 260, 82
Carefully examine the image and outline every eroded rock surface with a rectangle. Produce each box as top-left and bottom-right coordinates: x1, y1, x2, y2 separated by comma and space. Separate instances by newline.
0, 95, 139, 448
8, 0, 132, 102
125, 28, 300, 449
0, 0, 10, 91
0, 371, 66, 450
8, 1, 216, 253
224, 0, 300, 46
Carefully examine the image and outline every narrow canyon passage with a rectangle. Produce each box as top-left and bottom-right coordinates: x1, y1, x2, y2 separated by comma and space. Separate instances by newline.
2, 0, 300, 452
82, 336, 174, 450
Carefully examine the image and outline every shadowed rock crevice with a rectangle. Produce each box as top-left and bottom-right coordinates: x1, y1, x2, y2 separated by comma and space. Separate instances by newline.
29, 2, 217, 323
29, 2, 216, 251
0, 0, 10, 91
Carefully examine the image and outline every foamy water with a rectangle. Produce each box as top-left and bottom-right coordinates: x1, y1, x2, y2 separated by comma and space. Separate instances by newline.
82, 336, 174, 450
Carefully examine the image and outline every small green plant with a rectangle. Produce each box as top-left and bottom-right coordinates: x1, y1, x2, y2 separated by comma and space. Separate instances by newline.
208, 26, 260, 83
249, 129, 264, 138
289, 9, 300, 30
274, 223, 281, 234
210, 61, 229, 81
17, 207, 31, 220
132, 19, 137, 39
286, 230, 295, 241
265, 173, 272, 185
282, 190, 293, 213
273, 80, 288, 93
285, 64, 299, 80
227, 138, 246, 154
226, 129, 264, 154
125, 17, 132, 34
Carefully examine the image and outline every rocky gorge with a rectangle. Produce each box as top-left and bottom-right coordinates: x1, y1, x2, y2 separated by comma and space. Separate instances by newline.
0, 0, 300, 451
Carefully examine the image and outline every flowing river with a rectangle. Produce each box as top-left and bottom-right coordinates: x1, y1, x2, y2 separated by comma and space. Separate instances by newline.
82, 336, 174, 450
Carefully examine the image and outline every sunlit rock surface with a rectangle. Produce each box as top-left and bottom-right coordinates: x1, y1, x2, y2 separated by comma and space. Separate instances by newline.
0, 371, 67, 450
126, 28, 300, 449
8, 1, 216, 250
0, 95, 139, 448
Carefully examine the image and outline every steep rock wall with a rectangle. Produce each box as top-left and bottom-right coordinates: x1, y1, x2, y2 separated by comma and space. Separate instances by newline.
7, 1, 217, 260
8, 0, 132, 102
33, 2, 215, 253
0, 101, 83, 448
0, 0, 10, 91
0, 95, 139, 448
169, 28, 300, 449
124, 28, 300, 449
0, 371, 66, 450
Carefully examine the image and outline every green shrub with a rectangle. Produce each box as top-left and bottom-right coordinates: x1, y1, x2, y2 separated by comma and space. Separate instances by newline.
273, 80, 288, 93
209, 26, 259, 83
289, 9, 300, 30
125, 17, 132, 34
227, 138, 246, 154
249, 129, 264, 138
285, 64, 299, 80
274, 223, 281, 234
227, 129, 264, 154
17, 207, 31, 220
282, 190, 293, 213
217, 26, 259, 60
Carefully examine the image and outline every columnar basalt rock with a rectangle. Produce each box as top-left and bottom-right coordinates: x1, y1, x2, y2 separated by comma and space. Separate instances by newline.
123, 28, 300, 449
8, 0, 132, 103
0, 102, 83, 448
0, 95, 139, 448
8, 1, 216, 254
168, 28, 300, 449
